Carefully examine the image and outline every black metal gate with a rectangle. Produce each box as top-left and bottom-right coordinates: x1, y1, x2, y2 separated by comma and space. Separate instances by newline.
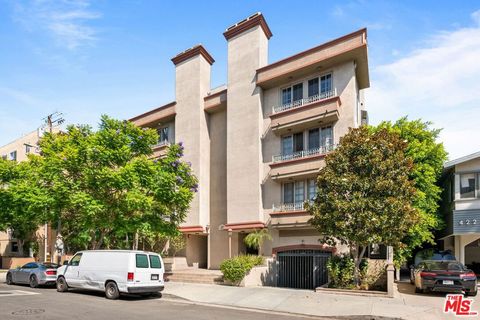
277, 250, 331, 289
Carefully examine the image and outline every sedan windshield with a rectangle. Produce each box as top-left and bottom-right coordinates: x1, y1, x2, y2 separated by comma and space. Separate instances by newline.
425, 261, 464, 271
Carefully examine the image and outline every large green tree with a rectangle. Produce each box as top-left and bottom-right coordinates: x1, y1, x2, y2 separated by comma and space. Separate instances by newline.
31, 115, 197, 251
372, 118, 448, 265
0, 157, 50, 255
307, 127, 419, 285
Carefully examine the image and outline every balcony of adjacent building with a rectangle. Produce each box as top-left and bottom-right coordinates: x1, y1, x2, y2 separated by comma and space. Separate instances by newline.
269, 125, 335, 180
269, 73, 340, 135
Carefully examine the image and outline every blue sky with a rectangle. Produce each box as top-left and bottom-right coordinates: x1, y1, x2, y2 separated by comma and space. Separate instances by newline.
0, 0, 479, 159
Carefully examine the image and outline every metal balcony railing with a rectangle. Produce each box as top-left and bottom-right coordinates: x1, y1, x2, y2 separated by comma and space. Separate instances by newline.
272, 144, 336, 163
272, 201, 312, 212
273, 89, 336, 114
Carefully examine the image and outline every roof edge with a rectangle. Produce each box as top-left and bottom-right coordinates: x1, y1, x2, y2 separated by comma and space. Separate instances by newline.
223, 12, 272, 40
171, 45, 215, 66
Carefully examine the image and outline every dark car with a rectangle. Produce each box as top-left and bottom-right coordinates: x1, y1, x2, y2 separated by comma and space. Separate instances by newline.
413, 260, 477, 296
410, 249, 456, 284
6, 262, 59, 288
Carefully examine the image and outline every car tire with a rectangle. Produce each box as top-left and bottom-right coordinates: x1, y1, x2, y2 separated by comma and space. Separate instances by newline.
29, 275, 39, 288
6, 273, 13, 285
467, 290, 478, 297
56, 277, 68, 292
105, 281, 120, 300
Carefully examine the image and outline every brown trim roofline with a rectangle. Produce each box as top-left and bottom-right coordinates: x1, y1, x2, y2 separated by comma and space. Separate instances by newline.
257, 28, 367, 73
128, 102, 176, 122
223, 12, 272, 40
171, 45, 215, 66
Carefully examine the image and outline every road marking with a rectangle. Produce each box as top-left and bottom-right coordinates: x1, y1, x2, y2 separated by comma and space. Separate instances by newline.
0, 290, 40, 297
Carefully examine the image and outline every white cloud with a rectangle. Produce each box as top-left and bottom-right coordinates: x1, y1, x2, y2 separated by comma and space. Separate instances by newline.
13, 0, 101, 50
368, 11, 480, 160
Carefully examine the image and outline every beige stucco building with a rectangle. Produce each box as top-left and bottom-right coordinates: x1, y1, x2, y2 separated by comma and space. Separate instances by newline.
130, 13, 370, 286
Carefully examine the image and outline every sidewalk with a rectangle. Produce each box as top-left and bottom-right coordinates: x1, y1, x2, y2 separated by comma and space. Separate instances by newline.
163, 281, 457, 320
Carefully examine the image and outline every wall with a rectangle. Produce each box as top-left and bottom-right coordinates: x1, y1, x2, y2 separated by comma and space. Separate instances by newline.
1, 257, 35, 269
208, 109, 229, 269
185, 235, 207, 268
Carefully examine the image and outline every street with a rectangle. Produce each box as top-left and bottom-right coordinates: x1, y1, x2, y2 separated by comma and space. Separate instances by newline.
0, 283, 345, 320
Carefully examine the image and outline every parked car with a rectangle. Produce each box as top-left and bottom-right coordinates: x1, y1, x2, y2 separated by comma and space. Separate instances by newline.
413, 260, 477, 296
410, 249, 456, 284
6, 262, 59, 288
56, 250, 164, 299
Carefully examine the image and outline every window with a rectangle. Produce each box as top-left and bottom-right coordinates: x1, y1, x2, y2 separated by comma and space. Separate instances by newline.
157, 126, 169, 143
149, 255, 162, 269
25, 145, 31, 154
282, 132, 304, 155
460, 173, 476, 198
321, 126, 333, 147
281, 87, 292, 106
320, 74, 332, 94
294, 181, 305, 204
9, 151, 17, 161
136, 254, 149, 268
292, 83, 303, 102
69, 253, 82, 266
11, 241, 18, 253
308, 179, 316, 201
308, 78, 319, 97
308, 129, 320, 150
283, 182, 294, 204
1, 155, 6, 160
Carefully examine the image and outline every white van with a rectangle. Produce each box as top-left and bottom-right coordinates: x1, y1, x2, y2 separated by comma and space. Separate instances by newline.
56, 250, 164, 299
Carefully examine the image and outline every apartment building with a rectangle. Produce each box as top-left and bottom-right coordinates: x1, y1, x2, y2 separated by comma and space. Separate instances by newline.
440, 151, 480, 270
130, 13, 369, 287
0, 128, 58, 265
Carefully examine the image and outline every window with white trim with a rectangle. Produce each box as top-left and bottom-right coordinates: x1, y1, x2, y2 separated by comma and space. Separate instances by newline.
460, 173, 476, 199
157, 126, 169, 144
281, 82, 303, 106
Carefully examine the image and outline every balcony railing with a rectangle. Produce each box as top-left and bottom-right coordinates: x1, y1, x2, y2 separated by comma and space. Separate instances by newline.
272, 144, 336, 163
273, 89, 336, 114
272, 201, 312, 212
153, 140, 170, 148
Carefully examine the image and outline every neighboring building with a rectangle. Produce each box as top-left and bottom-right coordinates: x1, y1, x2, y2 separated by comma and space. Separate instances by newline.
0, 128, 58, 264
440, 151, 480, 267
130, 13, 370, 287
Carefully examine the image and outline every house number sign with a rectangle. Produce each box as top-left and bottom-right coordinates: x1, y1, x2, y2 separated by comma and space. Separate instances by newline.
458, 219, 478, 225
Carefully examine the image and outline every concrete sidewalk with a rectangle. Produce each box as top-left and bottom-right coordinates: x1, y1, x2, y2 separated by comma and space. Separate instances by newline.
164, 282, 458, 320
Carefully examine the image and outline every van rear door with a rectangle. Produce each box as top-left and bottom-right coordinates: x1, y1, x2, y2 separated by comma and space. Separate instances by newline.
134, 254, 163, 287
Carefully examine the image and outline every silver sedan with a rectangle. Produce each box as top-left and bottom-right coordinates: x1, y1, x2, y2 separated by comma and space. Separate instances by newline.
6, 262, 59, 288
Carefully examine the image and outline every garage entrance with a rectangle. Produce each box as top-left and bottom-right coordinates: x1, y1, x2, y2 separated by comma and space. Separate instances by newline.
277, 249, 331, 289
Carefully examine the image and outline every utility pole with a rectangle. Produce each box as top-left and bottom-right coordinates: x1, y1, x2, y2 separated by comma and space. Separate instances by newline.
41, 112, 65, 263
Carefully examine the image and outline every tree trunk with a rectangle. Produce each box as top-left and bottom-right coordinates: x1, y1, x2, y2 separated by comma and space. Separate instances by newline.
351, 244, 367, 288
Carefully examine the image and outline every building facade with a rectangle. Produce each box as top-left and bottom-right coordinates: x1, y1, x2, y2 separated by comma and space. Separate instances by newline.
130, 13, 370, 277
440, 151, 480, 269
0, 129, 58, 264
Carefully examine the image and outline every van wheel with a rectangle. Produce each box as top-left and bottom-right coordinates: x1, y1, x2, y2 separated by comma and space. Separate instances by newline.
56, 277, 68, 292
29, 275, 39, 288
105, 282, 120, 300
6, 273, 13, 285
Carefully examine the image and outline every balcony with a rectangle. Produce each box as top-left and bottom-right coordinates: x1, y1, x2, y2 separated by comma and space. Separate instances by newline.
152, 140, 171, 158
270, 202, 313, 228
270, 93, 340, 136
269, 145, 335, 180
272, 145, 335, 164
273, 89, 336, 114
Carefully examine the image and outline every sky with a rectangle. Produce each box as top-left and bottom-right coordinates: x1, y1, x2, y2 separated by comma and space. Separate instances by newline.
0, 0, 479, 160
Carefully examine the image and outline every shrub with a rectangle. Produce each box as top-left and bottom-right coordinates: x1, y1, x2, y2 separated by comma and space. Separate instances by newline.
220, 255, 264, 283
326, 255, 370, 289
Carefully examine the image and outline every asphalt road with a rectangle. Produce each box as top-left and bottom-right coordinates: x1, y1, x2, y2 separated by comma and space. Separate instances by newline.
0, 283, 341, 320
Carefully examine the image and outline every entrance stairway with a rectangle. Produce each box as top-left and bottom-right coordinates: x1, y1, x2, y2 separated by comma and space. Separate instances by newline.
164, 268, 224, 284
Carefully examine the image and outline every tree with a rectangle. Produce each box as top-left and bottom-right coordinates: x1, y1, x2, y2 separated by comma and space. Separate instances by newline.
243, 229, 272, 255
307, 127, 419, 286
32, 115, 197, 250
372, 118, 448, 266
0, 157, 50, 256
